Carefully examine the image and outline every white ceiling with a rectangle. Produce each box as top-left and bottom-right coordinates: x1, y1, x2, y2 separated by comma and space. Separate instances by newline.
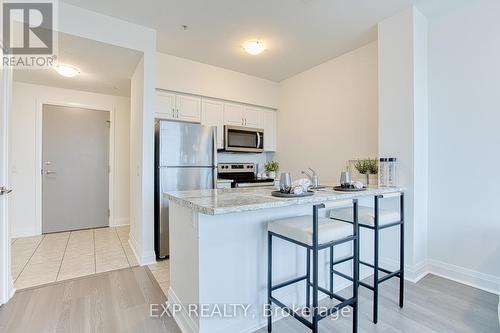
59, 0, 464, 82
13, 32, 143, 97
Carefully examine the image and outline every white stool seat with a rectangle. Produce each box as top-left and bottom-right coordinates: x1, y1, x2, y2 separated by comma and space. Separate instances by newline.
268, 215, 353, 246
330, 206, 400, 226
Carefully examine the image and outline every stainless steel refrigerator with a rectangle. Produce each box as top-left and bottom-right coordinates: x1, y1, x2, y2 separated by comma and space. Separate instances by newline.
155, 120, 217, 258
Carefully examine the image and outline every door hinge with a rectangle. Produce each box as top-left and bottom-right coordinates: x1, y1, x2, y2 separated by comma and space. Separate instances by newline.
108, 165, 111, 173
108, 209, 111, 217
106, 120, 111, 128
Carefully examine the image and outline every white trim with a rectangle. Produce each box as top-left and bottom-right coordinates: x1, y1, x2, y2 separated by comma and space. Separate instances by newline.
381, 257, 500, 295
128, 233, 156, 266
427, 259, 500, 296
0, 64, 14, 305
380, 257, 429, 283
167, 287, 199, 333
111, 218, 130, 227
35, 100, 116, 234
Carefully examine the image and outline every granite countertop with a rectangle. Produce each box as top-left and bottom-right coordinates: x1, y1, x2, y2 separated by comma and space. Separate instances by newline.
164, 186, 404, 215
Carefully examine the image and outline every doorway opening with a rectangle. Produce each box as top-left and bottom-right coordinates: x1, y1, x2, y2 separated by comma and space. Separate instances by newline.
8, 31, 143, 291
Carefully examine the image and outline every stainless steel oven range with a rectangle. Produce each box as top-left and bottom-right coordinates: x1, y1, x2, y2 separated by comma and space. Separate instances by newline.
217, 163, 274, 188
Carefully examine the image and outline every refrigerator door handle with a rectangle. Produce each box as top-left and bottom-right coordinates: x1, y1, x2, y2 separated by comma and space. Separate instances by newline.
212, 126, 218, 189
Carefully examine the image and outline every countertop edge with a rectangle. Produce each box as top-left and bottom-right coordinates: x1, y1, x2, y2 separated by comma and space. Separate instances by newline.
164, 187, 405, 215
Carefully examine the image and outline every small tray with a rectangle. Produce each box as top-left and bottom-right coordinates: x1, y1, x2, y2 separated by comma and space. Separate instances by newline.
271, 191, 314, 198
333, 186, 367, 192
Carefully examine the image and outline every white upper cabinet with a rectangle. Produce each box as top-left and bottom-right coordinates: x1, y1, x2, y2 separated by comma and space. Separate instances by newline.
263, 109, 277, 152
223, 103, 263, 128
176, 94, 201, 122
201, 98, 224, 150
155, 90, 201, 123
243, 106, 263, 128
223, 103, 245, 126
157, 89, 278, 152
155, 91, 176, 120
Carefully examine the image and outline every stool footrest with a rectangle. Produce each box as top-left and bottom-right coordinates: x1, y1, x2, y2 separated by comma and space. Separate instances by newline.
319, 298, 356, 319
331, 268, 354, 282
378, 270, 402, 284
270, 294, 357, 328
269, 296, 313, 329
332, 255, 354, 266
271, 275, 308, 291
358, 270, 403, 291
317, 286, 348, 304
360, 260, 393, 275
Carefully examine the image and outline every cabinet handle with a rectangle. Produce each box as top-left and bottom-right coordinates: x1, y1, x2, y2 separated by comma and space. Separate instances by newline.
172, 108, 175, 118
242, 117, 244, 126
176, 109, 179, 118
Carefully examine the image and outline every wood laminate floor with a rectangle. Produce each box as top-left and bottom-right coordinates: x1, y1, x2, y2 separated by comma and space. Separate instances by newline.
0, 268, 498, 333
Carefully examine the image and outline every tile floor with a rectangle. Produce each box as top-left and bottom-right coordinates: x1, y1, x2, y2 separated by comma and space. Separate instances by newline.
11, 226, 138, 290
148, 259, 170, 296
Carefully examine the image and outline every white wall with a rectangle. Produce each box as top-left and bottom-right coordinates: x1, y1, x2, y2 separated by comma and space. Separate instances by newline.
8, 82, 130, 237
156, 53, 280, 109
427, 0, 500, 292
275, 42, 378, 183
378, 7, 429, 281
57, 2, 157, 265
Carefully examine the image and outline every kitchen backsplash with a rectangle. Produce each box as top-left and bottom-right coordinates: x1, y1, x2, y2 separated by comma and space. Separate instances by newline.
217, 152, 275, 174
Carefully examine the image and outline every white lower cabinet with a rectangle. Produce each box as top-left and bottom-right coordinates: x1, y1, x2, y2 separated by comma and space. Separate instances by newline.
201, 98, 224, 150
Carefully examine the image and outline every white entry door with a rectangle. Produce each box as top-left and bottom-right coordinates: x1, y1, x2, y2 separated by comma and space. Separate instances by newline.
0, 64, 13, 304
42, 105, 110, 233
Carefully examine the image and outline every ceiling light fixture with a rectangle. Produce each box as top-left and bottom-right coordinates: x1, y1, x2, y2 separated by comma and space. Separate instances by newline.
54, 64, 80, 77
243, 40, 265, 55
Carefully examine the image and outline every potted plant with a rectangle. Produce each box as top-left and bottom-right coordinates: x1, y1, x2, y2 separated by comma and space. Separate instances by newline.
264, 161, 279, 179
354, 159, 378, 185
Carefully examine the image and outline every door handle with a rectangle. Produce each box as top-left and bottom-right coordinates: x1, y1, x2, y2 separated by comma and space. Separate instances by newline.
0, 186, 13, 195
45, 170, 57, 175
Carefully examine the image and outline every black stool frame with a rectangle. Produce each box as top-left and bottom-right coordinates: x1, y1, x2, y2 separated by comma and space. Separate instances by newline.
267, 200, 360, 333
330, 193, 405, 324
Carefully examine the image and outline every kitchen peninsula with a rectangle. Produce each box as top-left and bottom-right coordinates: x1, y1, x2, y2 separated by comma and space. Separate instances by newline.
165, 186, 404, 333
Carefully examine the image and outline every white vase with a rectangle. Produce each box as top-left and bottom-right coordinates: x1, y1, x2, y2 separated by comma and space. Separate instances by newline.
268, 171, 276, 179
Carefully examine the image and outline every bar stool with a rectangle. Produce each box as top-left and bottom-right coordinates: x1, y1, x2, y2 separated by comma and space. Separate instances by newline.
330, 193, 404, 324
267, 200, 360, 333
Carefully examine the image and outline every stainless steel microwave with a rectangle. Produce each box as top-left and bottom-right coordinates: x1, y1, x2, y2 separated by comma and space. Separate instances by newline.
224, 125, 264, 153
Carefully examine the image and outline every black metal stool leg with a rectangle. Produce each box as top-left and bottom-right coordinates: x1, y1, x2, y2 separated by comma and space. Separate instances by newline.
373, 196, 380, 324
312, 206, 320, 333
306, 248, 311, 309
267, 232, 273, 332
399, 193, 405, 308
329, 246, 334, 299
353, 200, 359, 333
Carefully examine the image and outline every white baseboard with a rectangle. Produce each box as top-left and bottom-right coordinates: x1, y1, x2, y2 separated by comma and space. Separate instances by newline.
168, 287, 199, 333
380, 257, 499, 295
128, 233, 157, 266
379, 257, 428, 283
427, 259, 500, 295
10, 228, 40, 238
110, 217, 129, 227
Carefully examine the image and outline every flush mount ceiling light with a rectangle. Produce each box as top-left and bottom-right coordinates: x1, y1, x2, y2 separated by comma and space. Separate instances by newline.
243, 40, 265, 55
54, 64, 80, 77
